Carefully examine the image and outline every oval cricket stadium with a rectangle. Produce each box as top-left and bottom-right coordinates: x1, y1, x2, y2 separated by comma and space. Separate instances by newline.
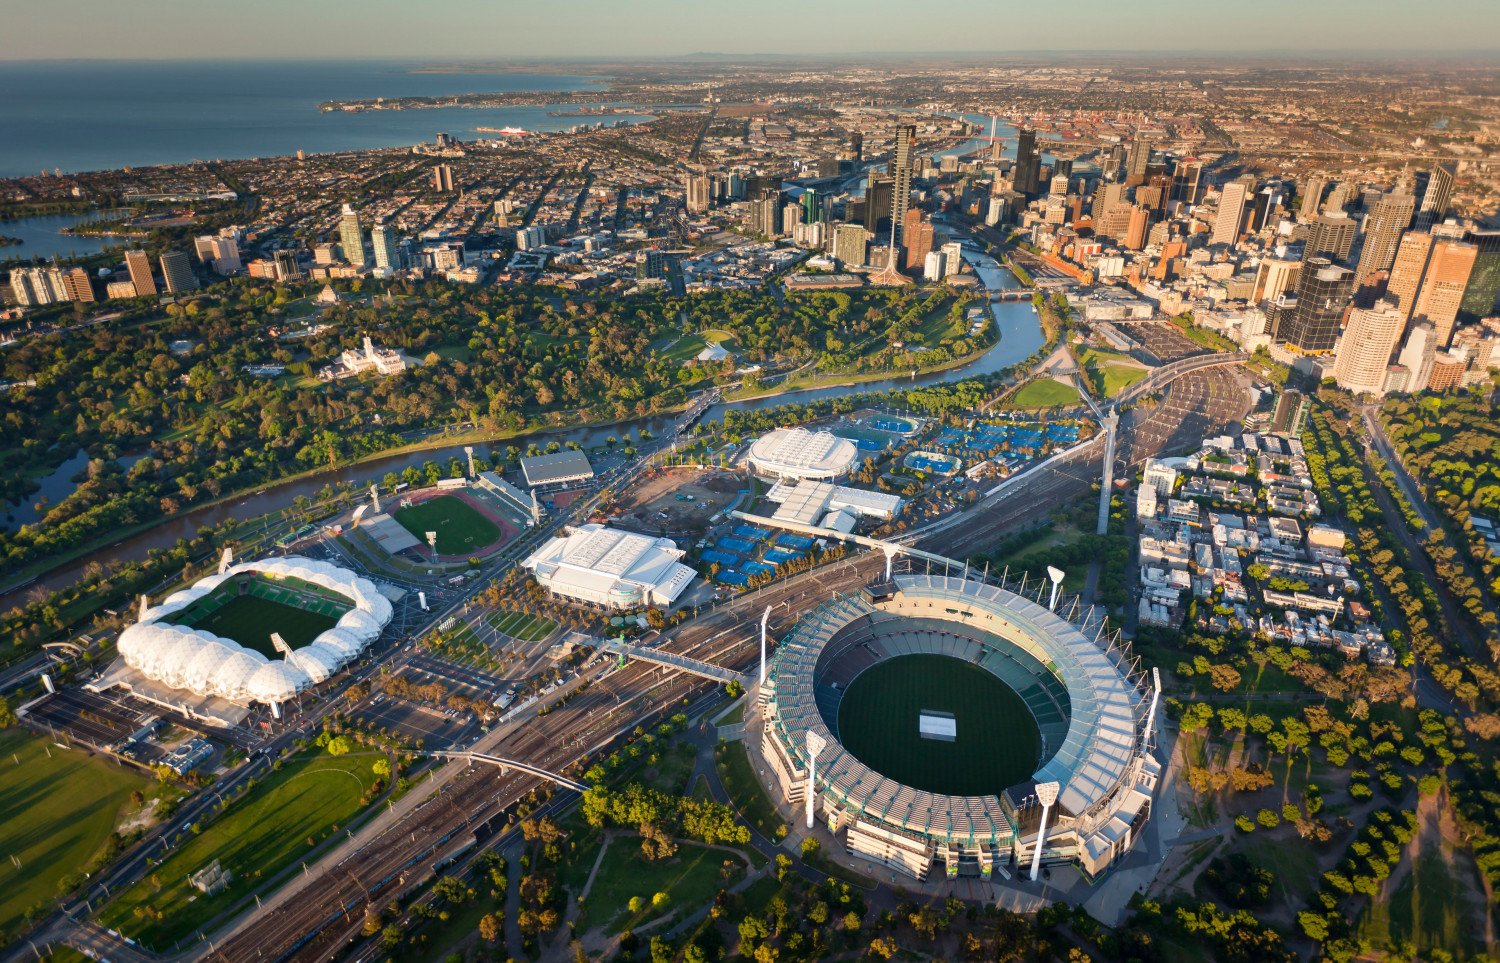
760, 570, 1161, 882
116, 556, 393, 715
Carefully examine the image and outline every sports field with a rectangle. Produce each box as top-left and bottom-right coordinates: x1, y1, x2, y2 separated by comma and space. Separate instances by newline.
99, 748, 381, 948
0, 731, 146, 942
836, 654, 1040, 797
486, 610, 558, 642
169, 592, 339, 657
1010, 378, 1081, 409
394, 494, 503, 556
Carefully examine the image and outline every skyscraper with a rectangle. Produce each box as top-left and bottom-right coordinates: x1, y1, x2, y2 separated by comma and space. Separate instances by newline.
1252, 257, 1302, 303
802, 189, 824, 224
1415, 163, 1455, 230
833, 223, 870, 267
1332, 300, 1405, 395
1458, 228, 1500, 326
1279, 257, 1353, 353
339, 203, 367, 267
1299, 175, 1329, 220
1355, 191, 1416, 279
1384, 231, 1436, 321
159, 250, 197, 294
750, 187, 783, 237
902, 208, 934, 271
1210, 177, 1253, 247
891, 124, 916, 245
863, 173, 893, 233
60, 266, 95, 303
371, 220, 399, 272
1125, 135, 1152, 185
432, 164, 454, 192
1013, 128, 1041, 196
1304, 212, 1358, 264
1171, 157, 1203, 207
125, 249, 157, 298
1412, 239, 1479, 347
1124, 206, 1151, 250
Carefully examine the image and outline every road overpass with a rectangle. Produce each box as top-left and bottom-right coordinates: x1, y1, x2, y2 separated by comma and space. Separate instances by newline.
427, 751, 590, 793
1111, 352, 1249, 409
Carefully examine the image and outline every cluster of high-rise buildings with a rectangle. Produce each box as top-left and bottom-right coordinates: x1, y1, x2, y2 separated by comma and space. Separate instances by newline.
8, 244, 205, 307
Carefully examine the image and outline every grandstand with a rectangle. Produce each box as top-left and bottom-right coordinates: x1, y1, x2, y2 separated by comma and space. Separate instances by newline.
760, 571, 1158, 883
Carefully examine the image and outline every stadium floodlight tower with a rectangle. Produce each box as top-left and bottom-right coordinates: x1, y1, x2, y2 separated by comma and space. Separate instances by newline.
1142, 667, 1163, 745
218, 547, 234, 575
1029, 780, 1060, 881
760, 606, 771, 685
464, 446, 476, 478
805, 730, 827, 829
1047, 566, 1065, 611
370, 484, 382, 514
351, 504, 368, 528
426, 531, 438, 559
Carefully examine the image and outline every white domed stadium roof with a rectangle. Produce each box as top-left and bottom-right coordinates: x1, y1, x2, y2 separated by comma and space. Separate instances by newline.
117, 556, 393, 706
748, 427, 859, 481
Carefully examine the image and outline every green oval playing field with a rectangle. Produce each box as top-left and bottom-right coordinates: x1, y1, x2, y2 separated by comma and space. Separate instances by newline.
835, 654, 1040, 798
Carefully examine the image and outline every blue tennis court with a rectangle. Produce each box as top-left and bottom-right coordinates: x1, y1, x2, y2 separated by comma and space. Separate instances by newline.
906, 453, 959, 474
742, 561, 776, 576
702, 549, 741, 566
764, 548, 802, 565
775, 534, 815, 550
852, 438, 886, 452
870, 417, 915, 433
733, 524, 771, 541
716, 570, 749, 586
718, 536, 756, 554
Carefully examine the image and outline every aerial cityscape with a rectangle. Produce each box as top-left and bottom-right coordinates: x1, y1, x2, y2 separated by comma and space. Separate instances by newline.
2, 4, 1500, 962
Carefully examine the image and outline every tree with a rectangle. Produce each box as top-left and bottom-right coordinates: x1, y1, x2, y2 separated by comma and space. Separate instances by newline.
325, 735, 354, 755
1256, 808, 1281, 829
800, 837, 820, 859
0, 695, 15, 729
652, 891, 670, 909
868, 936, 898, 959
478, 913, 500, 943
629, 896, 645, 914
372, 757, 392, 778
775, 853, 792, 880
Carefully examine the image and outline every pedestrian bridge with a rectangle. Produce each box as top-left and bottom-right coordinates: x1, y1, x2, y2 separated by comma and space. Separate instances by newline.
601, 639, 744, 684
429, 751, 590, 793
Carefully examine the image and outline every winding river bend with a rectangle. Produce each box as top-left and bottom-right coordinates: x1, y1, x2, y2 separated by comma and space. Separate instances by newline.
3, 254, 1039, 608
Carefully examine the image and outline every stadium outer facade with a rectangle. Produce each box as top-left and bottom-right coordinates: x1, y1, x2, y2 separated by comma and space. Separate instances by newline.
760, 571, 1160, 882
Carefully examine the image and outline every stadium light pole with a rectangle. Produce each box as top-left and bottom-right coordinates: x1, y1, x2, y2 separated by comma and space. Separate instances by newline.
1142, 667, 1162, 746
1029, 781, 1060, 882
759, 606, 771, 686
1047, 566, 1065, 612
804, 730, 826, 830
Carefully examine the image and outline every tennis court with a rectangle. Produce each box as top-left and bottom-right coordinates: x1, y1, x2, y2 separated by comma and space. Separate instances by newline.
763, 548, 802, 565
774, 534, 814, 551
733, 524, 771, 541
702, 549, 741, 567
717, 536, 757, 554
716, 570, 750, 586
742, 561, 776, 577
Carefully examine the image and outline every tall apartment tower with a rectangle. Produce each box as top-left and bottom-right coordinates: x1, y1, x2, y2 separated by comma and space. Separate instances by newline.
339, 203, 367, 267
1304, 212, 1358, 264
124, 249, 157, 298
891, 124, 916, 245
371, 220, 399, 272
1355, 191, 1416, 279
1211, 177, 1254, 247
685, 173, 712, 214
159, 250, 197, 294
1280, 257, 1354, 353
1125, 135, 1152, 184
1171, 157, 1203, 207
432, 164, 454, 192
1385, 232, 1436, 321
1332, 300, 1405, 395
832, 223, 870, 267
902, 208, 934, 271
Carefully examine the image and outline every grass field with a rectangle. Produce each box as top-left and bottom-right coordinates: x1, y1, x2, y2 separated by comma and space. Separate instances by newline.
0, 731, 146, 941
171, 593, 338, 656
1078, 349, 1149, 398
1010, 378, 1081, 409
485, 610, 558, 643
716, 742, 787, 840
1358, 847, 1489, 959
837, 654, 1040, 797
583, 838, 735, 935
99, 749, 381, 949
394, 494, 502, 556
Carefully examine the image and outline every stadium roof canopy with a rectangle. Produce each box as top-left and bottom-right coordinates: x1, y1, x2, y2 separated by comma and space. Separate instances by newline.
117, 557, 394, 707
748, 427, 859, 481
520, 449, 595, 487
522, 523, 697, 609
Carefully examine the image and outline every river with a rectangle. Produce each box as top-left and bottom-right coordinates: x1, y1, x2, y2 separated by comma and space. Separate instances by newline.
0, 257, 1040, 607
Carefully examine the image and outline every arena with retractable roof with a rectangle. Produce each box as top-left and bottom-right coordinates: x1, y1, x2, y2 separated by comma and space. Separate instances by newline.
760, 569, 1161, 882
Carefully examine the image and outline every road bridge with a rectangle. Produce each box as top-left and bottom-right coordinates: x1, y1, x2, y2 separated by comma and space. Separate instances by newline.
1111, 352, 1249, 409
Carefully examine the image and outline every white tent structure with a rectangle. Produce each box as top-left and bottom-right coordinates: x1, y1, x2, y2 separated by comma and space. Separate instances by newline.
117, 557, 393, 708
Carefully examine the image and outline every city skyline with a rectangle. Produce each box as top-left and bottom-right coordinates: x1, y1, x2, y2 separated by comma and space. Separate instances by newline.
3, 0, 1499, 60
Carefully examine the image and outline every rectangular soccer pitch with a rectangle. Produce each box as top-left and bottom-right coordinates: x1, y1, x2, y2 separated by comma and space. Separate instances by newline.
394, 494, 502, 555
177, 594, 339, 657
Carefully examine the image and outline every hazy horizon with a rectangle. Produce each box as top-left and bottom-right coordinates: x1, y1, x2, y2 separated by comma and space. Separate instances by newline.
2, 0, 1497, 61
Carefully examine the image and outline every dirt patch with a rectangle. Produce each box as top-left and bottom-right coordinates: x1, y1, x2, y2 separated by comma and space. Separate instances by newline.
611, 468, 743, 536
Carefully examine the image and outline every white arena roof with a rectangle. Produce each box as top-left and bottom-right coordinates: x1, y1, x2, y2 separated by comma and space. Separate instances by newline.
116, 557, 394, 707
522, 523, 697, 609
748, 428, 859, 481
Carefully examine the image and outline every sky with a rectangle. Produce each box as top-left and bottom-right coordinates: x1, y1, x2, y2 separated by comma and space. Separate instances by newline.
1, 0, 1497, 61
